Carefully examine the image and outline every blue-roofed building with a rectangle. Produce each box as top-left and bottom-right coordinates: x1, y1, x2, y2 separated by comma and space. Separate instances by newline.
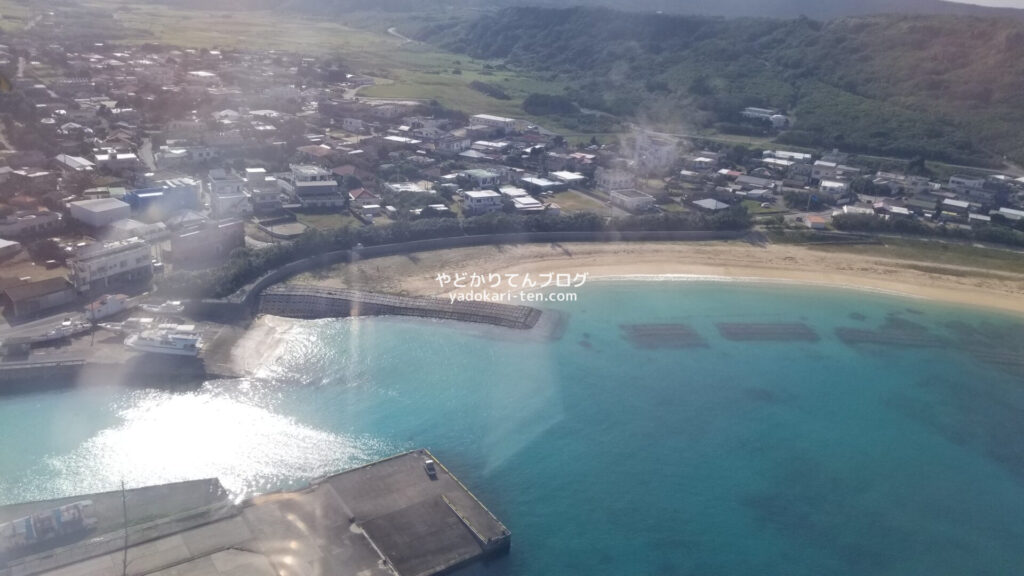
125, 178, 200, 222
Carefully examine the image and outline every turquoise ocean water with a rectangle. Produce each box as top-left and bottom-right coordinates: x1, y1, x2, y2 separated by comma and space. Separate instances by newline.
2, 281, 1024, 575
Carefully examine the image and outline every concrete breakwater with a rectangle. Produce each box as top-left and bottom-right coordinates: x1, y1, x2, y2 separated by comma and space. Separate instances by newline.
0, 450, 509, 576
260, 284, 543, 329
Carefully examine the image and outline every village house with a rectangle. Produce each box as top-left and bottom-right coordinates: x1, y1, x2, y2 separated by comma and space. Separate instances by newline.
0, 277, 76, 319
278, 164, 345, 208
611, 189, 656, 213
595, 167, 636, 192
0, 210, 63, 238
461, 190, 503, 215
207, 169, 251, 219
349, 187, 381, 208
68, 237, 152, 292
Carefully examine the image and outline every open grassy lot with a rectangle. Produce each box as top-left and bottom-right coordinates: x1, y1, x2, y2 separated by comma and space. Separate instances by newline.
551, 190, 607, 213
294, 211, 362, 231
0, 6, 30, 32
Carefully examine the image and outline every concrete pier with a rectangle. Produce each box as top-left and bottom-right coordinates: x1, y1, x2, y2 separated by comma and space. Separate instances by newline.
0, 450, 510, 576
260, 284, 542, 329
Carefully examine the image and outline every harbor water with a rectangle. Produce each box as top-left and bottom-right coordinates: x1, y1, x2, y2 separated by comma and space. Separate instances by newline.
2, 281, 1023, 575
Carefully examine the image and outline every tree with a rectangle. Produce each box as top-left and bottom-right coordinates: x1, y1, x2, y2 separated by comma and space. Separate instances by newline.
905, 156, 930, 177
28, 239, 64, 263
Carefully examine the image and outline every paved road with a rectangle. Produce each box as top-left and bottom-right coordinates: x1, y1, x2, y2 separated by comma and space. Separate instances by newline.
630, 124, 1024, 177
139, 138, 157, 171
387, 27, 416, 44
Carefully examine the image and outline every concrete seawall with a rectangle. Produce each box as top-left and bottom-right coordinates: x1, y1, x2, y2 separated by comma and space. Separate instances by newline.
260, 284, 542, 329
188, 230, 750, 321
0, 451, 509, 576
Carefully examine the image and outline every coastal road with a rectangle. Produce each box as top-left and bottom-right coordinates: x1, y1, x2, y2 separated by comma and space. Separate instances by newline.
387, 27, 416, 45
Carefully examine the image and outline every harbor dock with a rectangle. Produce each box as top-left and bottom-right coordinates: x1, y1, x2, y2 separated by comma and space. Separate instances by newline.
0, 450, 510, 576
260, 284, 542, 329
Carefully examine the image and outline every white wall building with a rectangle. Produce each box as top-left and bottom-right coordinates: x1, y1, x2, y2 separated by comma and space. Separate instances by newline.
278, 164, 344, 208
69, 198, 131, 228
469, 114, 516, 132
69, 238, 152, 291
610, 189, 655, 212
208, 169, 251, 218
949, 175, 986, 193
462, 190, 503, 215
595, 167, 636, 192
0, 210, 63, 237
812, 160, 838, 181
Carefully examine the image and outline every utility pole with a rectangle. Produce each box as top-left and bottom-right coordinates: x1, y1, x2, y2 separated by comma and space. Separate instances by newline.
121, 481, 129, 576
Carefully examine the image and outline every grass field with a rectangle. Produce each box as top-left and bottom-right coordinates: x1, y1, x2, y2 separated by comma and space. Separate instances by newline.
32, 1, 593, 133
551, 190, 608, 213
0, 0, 32, 32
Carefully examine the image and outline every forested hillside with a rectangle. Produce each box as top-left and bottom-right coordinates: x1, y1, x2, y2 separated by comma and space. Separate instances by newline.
151, 0, 1024, 20
416, 7, 1024, 166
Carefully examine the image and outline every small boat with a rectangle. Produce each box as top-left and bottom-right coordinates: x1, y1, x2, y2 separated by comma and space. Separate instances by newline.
125, 329, 202, 357
44, 319, 90, 340
139, 301, 185, 315
99, 317, 156, 335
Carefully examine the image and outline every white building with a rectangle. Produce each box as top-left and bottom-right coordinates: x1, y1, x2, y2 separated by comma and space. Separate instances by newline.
460, 169, 502, 189
610, 189, 655, 212
812, 160, 838, 181
385, 182, 430, 194
512, 196, 546, 213
634, 132, 678, 173
741, 107, 775, 120
0, 210, 63, 237
550, 171, 586, 187
54, 154, 95, 173
69, 238, 152, 291
949, 175, 986, 193
498, 185, 530, 199
278, 164, 344, 208
104, 219, 169, 243
819, 180, 849, 196
469, 114, 516, 132
208, 169, 251, 218
462, 190, 503, 215
341, 118, 364, 133
93, 149, 143, 172
69, 198, 131, 228
186, 70, 219, 85
763, 150, 813, 163
595, 167, 636, 192
996, 206, 1024, 221
0, 238, 21, 259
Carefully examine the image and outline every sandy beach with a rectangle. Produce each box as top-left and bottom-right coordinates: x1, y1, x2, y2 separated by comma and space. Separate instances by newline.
286, 241, 1024, 315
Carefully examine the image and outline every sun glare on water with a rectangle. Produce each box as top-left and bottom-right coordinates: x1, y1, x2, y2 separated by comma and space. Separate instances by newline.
39, 387, 378, 500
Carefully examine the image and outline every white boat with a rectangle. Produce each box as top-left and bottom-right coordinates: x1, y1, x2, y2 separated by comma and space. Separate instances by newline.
139, 301, 185, 315
44, 319, 91, 340
100, 317, 156, 335
125, 329, 202, 356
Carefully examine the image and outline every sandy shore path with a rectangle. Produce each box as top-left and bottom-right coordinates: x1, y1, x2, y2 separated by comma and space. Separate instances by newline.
286, 241, 1024, 315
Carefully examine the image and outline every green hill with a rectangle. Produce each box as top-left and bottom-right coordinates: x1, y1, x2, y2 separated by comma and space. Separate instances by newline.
416, 7, 1024, 166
